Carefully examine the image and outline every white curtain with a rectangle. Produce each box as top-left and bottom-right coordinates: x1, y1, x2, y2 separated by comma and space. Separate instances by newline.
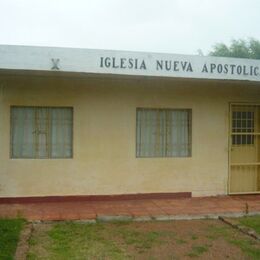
136, 109, 191, 157
11, 107, 35, 158
11, 107, 73, 158
51, 108, 73, 158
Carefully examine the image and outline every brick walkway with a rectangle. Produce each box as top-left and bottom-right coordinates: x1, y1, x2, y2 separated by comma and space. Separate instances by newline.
0, 195, 259, 221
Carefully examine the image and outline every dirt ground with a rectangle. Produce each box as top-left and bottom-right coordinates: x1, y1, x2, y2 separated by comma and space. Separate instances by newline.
27, 219, 260, 259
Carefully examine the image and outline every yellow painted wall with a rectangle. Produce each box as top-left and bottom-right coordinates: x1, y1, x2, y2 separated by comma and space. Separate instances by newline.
0, 74, 259, 197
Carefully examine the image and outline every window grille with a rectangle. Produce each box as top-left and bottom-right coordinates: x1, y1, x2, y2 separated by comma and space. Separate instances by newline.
232, 109, 255, 145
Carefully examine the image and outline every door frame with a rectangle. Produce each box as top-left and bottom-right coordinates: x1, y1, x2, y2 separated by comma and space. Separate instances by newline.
228, 102, 260, 195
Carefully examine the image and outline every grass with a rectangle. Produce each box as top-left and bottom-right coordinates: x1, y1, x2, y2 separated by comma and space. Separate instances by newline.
0, 218, 25, 260
187, 245, 209, 257
175, 238, 187, 244
191, 234, 198, 240
47, 222, 124, 259
46, 222, 175, 258
27, 222, 136, 259
1, 216, 259, 259
28, 221, 177, 259
27, 219, 260, 259
206, 224, 230, 240
239, 215, 260, 234
114, 225, 171, 249
206, 221, 260, 259
230, 239, 260, 259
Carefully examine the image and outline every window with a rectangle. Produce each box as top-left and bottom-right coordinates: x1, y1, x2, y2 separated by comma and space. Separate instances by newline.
136, 108, 191, 157
11, 106, 73, 158
232, 110, 255, 145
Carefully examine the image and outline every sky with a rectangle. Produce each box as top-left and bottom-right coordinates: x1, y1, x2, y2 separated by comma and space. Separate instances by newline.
0, 0, 259, 55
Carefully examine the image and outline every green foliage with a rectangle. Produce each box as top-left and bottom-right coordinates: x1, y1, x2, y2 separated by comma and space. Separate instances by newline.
0, 219, 25, 259
209, 38, 260, 59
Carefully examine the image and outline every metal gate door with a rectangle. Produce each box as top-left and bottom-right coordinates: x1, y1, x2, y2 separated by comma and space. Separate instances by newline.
229, 104, 260, 194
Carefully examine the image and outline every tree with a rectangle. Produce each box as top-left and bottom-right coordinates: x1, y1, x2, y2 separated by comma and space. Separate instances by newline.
209, 38, 260, 59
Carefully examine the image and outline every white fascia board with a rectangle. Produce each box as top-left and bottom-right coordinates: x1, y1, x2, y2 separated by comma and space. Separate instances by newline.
0, 45, 260, 82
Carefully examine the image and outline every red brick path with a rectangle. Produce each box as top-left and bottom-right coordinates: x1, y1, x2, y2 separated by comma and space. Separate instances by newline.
0, 195, 259, 221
